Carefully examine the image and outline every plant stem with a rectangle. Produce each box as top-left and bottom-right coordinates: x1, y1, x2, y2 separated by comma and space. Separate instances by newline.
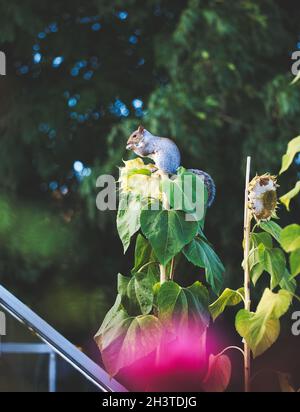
169, 257, 175, 280
243, 156, 252, 393
137, 261, 158, 273
157, 261, 167, 365
216, 345, 245, 358
160, 264, 167, 284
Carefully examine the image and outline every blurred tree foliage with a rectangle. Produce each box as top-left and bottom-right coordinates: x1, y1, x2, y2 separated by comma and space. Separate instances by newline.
0, 0, 299, 341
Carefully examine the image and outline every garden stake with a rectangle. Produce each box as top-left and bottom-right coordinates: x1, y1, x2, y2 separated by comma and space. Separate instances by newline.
243, 156, 252, 392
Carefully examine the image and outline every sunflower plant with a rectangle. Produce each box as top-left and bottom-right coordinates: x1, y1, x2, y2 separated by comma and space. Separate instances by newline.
94, 137, 300, 392
94, 158, 230, 391
211, 137, 300, 392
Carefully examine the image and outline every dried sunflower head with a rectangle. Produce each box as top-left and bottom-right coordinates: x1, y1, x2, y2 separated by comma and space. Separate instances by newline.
248, 174, 278, 221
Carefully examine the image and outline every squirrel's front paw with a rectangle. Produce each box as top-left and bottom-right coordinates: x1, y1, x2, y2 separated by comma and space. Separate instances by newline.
153, 169, 169, 180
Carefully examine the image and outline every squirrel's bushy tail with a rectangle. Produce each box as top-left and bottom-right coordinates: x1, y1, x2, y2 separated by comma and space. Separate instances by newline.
188, 169, 216, 207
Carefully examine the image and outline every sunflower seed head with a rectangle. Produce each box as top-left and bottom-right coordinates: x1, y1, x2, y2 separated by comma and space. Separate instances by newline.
248, 174, 278, 221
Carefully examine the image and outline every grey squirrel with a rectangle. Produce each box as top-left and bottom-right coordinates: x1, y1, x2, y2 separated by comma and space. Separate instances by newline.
126, 125, 216, 207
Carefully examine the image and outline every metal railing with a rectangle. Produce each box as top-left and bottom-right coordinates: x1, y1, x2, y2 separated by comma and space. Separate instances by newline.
1, 343, 57, 392
0, 285, 127, 392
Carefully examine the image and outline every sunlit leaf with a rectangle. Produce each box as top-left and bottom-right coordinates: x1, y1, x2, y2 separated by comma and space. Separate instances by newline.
279, 136, 300, 174
235, 289, 292, 358
119, 158, 161, 200
280, 181, 300, 211
209, 288, 244, 321
126, 168, 152, 178
280, 224, 300, 252
290, 249, 300, 279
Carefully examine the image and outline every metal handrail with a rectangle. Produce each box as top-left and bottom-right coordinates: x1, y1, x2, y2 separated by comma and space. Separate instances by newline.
1, 343, 57, 392
0, 285, 127, 392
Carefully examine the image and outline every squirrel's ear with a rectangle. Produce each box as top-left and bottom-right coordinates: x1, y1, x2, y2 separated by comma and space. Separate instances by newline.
138, 125, 144, 134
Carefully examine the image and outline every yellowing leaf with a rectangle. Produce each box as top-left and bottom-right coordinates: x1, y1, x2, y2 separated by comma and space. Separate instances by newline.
290, 249, 300, 279
123, 158, 151, 170
235, 289, 292, 358
279, 136, 300, 175
209, 288, 244, 321
280, 181, 300, 211
280, 224, 300, 252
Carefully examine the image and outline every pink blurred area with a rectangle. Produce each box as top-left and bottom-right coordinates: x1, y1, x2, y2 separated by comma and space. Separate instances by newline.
118, 329, 217, 392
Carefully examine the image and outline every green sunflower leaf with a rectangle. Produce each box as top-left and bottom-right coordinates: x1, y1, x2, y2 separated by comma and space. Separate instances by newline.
279, 136, 300, 174
117, 193, 143, 253
280, 224, 300, 252
95, 312, 162, 377
140, 208, 198, 265
235, 289, 292, 358
183, 237, 225, 295
290, 249, 300, 279
259, 221, 282, 244
280, 181, 300, 211
157, 280, 210, 334
209, 288, 244, 321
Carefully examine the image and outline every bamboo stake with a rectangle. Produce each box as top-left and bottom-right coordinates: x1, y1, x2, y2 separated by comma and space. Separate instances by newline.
243, 156, 252, 393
